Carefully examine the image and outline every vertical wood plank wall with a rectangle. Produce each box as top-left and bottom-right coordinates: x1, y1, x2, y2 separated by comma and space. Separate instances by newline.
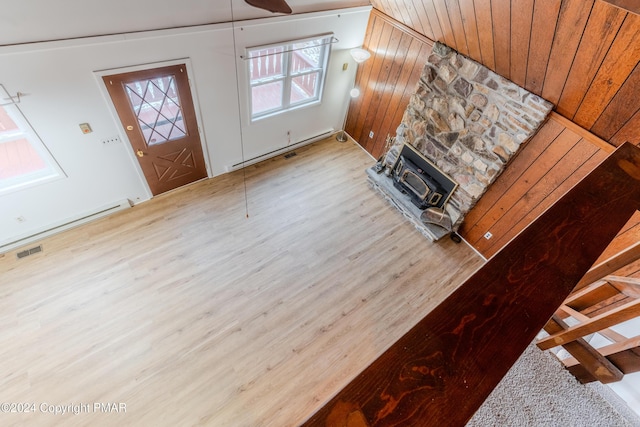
345, 11, 434, 157
368, 0, 640, 146
349, 7, 640, 262
459, 113, 634, 259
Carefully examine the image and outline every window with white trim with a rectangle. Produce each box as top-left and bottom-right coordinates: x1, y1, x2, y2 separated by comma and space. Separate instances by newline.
0, 86, 63, 194
247, 34, 332, 121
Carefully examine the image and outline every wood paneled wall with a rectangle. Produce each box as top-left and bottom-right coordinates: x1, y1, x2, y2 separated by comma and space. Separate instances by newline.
345, 11, 433, 158
348, 7, 640, 263
369, 0, 640, 147
460, 113, 640, 263
460, 113, 604, 256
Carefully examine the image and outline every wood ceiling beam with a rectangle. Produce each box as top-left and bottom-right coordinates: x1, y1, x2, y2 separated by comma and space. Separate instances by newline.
301, 143, 640, 427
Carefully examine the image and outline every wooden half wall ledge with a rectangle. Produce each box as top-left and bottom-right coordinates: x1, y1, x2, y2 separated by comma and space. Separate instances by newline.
301, 142, 640, 427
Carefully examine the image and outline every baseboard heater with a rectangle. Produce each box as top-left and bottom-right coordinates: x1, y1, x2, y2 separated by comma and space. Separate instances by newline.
226, 129, 334, 172
0, 199, 132, 254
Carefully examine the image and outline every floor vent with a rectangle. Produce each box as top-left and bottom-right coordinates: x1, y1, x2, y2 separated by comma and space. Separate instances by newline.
284, 151, 297, 159
17, 245, 43, 259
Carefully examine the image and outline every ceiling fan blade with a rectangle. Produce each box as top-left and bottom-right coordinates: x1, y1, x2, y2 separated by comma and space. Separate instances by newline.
244, 0, 292, 14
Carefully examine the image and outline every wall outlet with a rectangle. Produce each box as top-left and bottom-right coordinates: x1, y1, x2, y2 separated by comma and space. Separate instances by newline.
102, 136, 121, 144
369, 131, 374, 138
16, 216, 26, 223
484, 231, 493, 240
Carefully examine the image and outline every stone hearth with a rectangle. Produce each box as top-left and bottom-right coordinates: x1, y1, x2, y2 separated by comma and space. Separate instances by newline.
373, 42, 553, 239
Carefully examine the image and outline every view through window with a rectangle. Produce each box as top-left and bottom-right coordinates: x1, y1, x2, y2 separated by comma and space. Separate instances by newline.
0, 87, 62, 194
247, 35, 332, 120
124, 75, 187, 146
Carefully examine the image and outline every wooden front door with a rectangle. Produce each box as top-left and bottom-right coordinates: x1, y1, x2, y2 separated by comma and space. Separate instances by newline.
103, 64, 207, 195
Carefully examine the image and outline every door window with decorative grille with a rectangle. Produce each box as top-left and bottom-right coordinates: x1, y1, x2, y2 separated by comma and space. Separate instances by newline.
124, 75, 187, 145
247, 34, 332, 121
0, 86, 63, 194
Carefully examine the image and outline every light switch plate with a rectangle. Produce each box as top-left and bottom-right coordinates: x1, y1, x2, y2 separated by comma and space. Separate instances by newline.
79, 123, 92, 134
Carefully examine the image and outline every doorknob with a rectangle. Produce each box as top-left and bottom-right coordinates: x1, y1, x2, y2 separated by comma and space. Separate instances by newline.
127, 125, 134, 131
136, 149, 145, 157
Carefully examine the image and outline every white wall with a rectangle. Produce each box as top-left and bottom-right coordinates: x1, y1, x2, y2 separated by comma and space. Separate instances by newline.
608, 371, 640, 417
0, 7, 371, 248
232, 9, 371, 164
608, 318, 640, 417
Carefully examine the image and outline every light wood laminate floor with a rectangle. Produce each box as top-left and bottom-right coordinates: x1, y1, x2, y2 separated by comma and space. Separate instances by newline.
0, 137, 483, 426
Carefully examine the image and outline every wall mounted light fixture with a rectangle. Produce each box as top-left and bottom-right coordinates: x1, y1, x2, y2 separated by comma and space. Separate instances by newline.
337, 48, 371, 142
350, 48, 371, 63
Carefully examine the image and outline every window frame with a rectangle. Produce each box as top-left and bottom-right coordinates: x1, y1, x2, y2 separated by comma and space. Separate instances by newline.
0, 86, 64, 195
246, 34, 333, 122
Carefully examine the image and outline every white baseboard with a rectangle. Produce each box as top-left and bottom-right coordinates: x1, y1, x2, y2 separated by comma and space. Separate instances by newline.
0, 199, 132, 254
225, 129, 335, 172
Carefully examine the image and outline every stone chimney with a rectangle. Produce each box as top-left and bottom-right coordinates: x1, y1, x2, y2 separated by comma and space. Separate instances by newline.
383, 42, 553, 230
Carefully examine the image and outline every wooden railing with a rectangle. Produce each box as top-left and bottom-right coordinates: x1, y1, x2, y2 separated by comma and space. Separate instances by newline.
537, 241, 640, 384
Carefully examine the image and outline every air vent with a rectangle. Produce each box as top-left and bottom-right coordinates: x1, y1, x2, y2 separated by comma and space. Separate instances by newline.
16, 245, 43, 259
284, 151, 297, 159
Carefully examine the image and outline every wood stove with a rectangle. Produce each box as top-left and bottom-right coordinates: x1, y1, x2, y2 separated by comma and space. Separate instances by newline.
391, 143, 457, 210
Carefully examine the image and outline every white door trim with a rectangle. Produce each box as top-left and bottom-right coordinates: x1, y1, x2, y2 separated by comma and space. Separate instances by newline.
94, 58, 211, 200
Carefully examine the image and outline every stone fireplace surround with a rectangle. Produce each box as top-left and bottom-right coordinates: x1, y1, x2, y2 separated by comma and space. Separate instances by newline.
368, 42, 553, 240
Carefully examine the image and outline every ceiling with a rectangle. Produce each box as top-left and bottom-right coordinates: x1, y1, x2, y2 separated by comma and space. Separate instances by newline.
0, 0, 370, 45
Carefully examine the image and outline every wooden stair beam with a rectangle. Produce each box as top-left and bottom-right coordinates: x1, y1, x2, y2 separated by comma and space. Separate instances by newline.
564, 336, 640, 366
557, 305, 592, 322
574, 241, 640, 291
607, 276, 640, 286
580, 294, 631, 318
563, 280, 619, 310
568, 347, 640, 384
541, 315, 624, 384
538, 299, 640, 350
302, 143, 640, 427
607, 276, 640, 298
554, 305, 628, 343
564, 279, 611, 304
